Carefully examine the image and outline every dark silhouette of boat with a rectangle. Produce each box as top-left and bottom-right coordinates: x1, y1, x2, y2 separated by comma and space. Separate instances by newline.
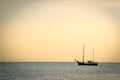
75, 44, 98, 66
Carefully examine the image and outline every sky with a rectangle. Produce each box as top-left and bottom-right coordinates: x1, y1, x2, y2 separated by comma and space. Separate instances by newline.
0, 0, 120, 62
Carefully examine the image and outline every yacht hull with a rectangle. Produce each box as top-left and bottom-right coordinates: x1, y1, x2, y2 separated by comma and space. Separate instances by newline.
76, 61, 98, 66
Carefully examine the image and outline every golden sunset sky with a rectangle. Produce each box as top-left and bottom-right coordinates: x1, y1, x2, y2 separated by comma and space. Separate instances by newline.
0, 0, 120, 62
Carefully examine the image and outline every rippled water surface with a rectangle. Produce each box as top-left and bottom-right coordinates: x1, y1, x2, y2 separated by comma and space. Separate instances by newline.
0, 62, 120, 80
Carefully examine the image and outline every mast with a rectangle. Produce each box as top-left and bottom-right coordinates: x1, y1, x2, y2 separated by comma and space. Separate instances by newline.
83, 43, 85, 63
93, 49, 94, 62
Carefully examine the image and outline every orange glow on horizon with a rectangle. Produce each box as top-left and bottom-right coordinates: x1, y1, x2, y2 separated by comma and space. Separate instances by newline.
1, 0, 120, 62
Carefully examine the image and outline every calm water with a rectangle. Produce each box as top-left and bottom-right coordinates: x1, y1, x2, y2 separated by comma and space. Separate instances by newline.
0, 62, 120, 80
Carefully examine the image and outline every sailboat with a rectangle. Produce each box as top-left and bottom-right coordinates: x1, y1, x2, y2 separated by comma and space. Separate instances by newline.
75, 44, 98, 66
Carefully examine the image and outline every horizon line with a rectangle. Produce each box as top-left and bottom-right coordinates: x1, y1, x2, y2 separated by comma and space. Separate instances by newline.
0, 61, 120, 63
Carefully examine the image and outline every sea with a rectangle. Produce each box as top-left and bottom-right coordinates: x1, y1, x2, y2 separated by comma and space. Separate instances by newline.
0, 62, 120, 80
